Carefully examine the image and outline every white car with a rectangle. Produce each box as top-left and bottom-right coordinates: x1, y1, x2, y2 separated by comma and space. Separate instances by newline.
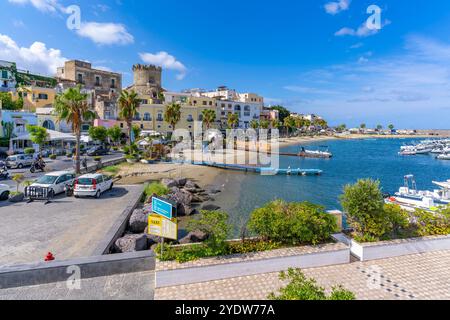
5, 154, 34, 169
31, 171, 76, 196
74, 174, 114, 198
0, 184, 10, 201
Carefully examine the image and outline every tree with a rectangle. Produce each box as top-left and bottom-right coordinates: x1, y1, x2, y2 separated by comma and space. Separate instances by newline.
227, 113, 239, 129
88, 126, 108, 144
54, 86, 96, 174
376, 124, 383, 131
0, 92, 20, 110
26, 125, 48, 152
271, 120, 281, 130
164, 102, 182, 136
314, 118, 328, 129
249, 119, 259, 130
388, 124, 395, 131
269, 105, 290, 122
360, 123, 366, 129
283, 116, 296, 137
260, 120, 270, 129
132, 124, 142, 140
118, 90, 140, 146
340, 179, 388, 241
201, 109, 216, 130
107, 125, 122, 146
1, 121, 14, 139
269, 269, 355, 300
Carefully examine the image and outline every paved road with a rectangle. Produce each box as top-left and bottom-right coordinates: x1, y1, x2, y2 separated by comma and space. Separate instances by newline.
1, 153, 124, 190
0, 271, 154, 300
0, 184, 143, 267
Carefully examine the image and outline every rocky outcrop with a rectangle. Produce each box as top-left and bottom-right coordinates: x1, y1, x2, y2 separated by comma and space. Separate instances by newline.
114, 234, 148, 253
161, 178, 178, 188
128, 209, 149, 233
178, 231, 208, 244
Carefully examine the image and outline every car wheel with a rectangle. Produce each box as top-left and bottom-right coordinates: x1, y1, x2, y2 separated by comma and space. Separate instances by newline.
0, 191, 9, 201
95, 190, 101, 199
18, 164, 23, 169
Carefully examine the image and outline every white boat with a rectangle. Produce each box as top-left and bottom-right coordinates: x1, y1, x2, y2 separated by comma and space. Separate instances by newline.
433, 180, 450, 189
437, 154, 450, 160
385, 175, 450, 212
298, 147, 333, 158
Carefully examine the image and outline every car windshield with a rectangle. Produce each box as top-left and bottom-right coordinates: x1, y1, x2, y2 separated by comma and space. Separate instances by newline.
7, 157, 16, 161
77, 178, 94, 185
36, 175, 58, 185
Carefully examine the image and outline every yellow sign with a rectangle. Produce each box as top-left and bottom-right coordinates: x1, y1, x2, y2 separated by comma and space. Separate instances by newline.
148, 214, 178, 241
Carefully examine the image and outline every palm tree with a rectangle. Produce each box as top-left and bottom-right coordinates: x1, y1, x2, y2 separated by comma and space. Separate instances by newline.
284, 116, 296, 137
260, 120, 270, 129
164, 103, 182, 137
227, 113, 239, 129
54, 86, 95, 174
249, 119, 259, 130
201, 109, 216, 130
118, 90, 140, 146
388, 124, 395, 131
271, 120, 281, 130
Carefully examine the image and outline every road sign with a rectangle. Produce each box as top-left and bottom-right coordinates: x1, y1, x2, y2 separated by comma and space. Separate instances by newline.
152, 196, 176, 219
148, 214, 178, 241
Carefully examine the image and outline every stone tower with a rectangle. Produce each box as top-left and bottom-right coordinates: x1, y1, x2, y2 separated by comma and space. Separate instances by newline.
132, 64, 162, 99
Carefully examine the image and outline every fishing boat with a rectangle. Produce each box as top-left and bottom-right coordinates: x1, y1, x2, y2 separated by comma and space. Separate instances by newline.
385, 175, 450, 212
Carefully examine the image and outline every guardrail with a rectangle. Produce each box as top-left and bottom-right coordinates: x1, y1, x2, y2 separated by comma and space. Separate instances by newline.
24, 186, 54, 202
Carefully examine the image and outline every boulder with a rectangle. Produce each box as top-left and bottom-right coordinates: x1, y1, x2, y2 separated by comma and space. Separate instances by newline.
202, 204, 221, 211
114, 234, 148, 253
175, 178, 187, 187
185, 180, 200, 189
161, 178, 178, 188
179, 231, 208, 244
207, 187, 222, 195
169, 188, 193, 206
128, 209, 148, 233
178, 203, 194, 216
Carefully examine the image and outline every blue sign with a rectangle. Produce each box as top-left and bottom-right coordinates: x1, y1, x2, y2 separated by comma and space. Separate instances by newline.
152, 197, 175, 219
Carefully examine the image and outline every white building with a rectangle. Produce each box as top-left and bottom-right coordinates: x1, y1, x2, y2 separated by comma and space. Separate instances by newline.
0, 60, 17, 93
217, 100, 261, 129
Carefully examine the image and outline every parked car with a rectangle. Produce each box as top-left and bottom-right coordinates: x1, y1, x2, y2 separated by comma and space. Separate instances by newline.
5, 154, 34, 169
30, 171, 76, 196
71, 147, 87, 156
74, 174, 114, 198
87, 146, 109, 156
0, 184, 10, 201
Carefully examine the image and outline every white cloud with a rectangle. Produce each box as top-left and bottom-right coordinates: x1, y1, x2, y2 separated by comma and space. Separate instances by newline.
0, 33, 66, 75
324, 0, 351, 15
139, 51, 187, 80
335, 20, 391, 37
8, 0, 60, 12
282, 35, 450, 128
76, 22, 134, 46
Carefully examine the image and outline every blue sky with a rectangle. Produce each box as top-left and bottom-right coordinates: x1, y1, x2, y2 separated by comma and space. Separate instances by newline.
2, 0, 450, 129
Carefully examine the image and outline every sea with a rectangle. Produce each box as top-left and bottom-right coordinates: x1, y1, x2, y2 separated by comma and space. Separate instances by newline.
211, 138, 450, 235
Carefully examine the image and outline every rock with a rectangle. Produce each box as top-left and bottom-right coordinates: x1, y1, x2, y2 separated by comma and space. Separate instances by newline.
191, 194, 204, 203
128, 209, 148, 233
169, 188, 193, 206
175, 178, 187, 187
114, 234, 148, 253
185, 180, 200, 189
207, 187, 221, 195
202, 204, 221, 211
179, 231, 208, 244
178, 203, 194, 216
161, 178, 178, 188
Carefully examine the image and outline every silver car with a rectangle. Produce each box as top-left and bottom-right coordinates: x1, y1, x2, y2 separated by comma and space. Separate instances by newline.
5, 154, 34, 169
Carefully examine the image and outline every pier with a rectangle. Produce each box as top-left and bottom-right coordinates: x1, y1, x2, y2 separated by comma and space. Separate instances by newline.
190, 162, 323, 176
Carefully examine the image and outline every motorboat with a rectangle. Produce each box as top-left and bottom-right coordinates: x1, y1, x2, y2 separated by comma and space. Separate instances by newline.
298, 147, 333, 159
437, 154, 450, 160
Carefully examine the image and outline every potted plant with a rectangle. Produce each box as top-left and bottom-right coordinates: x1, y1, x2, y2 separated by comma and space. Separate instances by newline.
9, 174, 25, 203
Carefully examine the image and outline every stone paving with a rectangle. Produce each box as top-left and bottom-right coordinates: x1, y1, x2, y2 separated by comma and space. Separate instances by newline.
155, 250, 450, 300
0, 185, 143, 266
0, 271, 154, 300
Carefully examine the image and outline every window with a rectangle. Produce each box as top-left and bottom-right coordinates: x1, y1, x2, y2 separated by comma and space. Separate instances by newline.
203, 101, 207, 106
235, 105, 241, 111
77, 74, 83, 84
140, 124, 144, 129
111, 79, 116, 88
1, 70, 7, 79
157, 113, 163, 121
120, 123, 124, 128
134, 112, 141, 121
244, 105, 251, 111
198, 114, 203, 121
95, 76, 101, 86
38, 93, 48, 100
143, 113, 152, 121
187, 115, 194, 122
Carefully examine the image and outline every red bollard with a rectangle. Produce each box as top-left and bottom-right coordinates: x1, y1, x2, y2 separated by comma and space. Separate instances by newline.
45, 252, 55, 262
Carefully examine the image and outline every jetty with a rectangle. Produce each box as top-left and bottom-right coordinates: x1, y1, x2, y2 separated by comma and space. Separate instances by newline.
190, 162, 323, 176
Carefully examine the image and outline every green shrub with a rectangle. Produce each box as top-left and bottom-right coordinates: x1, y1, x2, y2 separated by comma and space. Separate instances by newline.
268, 268, 355, 300
0, 138, 9, 148
113, 146, 119, 151
248, 200, 337, 245
340, 179, 388, 240
123, 145, 131, 155
144, 182, 169, 197
24, 148, 35, 155
103, 166, 119, 176
93, 156, 102, 162
227, 240, 282, 255
415, 208, 450, 237
187, 210, 231, 253
66, 153, 73, 158
49, 154, 57, 160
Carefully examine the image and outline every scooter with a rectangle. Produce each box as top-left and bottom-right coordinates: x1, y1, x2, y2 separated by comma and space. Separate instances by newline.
30, 160, 46, 173
0, 166, 9, 180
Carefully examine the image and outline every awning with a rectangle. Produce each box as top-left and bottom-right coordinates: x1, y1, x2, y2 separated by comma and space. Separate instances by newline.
12, 129, 76, 142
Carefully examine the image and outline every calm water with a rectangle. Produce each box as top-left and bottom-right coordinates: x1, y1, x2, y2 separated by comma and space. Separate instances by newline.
215, 138, 450, 232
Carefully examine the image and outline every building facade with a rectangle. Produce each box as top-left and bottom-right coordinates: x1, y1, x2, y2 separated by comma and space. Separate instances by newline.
57, 60, 122, 120
0, 60, 17, 93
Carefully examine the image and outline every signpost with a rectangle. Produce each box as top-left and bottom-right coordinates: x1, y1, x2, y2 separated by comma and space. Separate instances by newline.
148, 196, 178, 256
